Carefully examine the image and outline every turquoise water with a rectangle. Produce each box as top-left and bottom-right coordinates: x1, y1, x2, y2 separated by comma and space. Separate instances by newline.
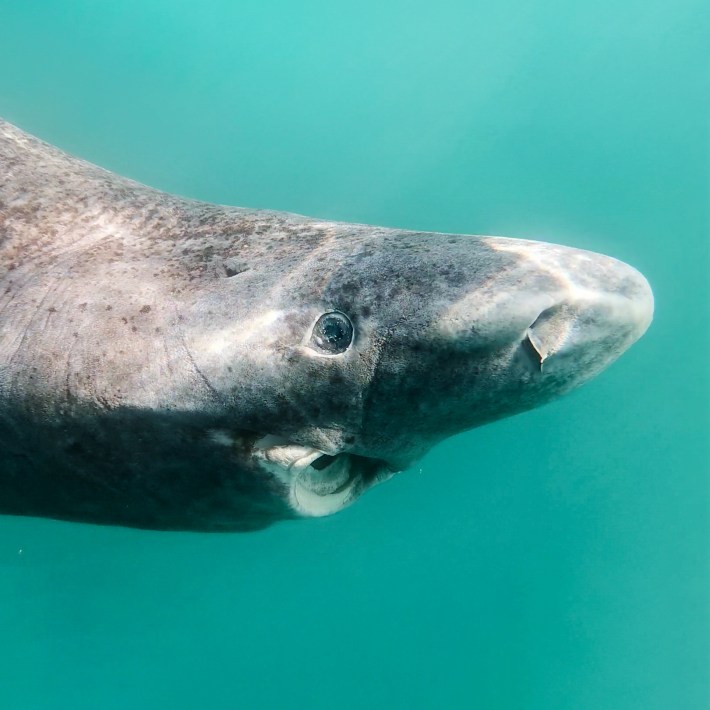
0, 0, 708, 707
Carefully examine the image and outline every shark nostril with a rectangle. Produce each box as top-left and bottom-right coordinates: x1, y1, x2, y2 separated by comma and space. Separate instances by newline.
522, 306, 566, 371
530, 305, 561, 330
523, 305, 571, 371
522, 332, 545, 371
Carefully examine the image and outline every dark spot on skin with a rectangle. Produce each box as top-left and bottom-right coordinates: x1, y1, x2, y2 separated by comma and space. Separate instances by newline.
121, 317, 128, 324
329, 372, 345, 385
140, 305, 151, 314
227, 366, 233, 373
65, 441, 84, 456
106, 305, 112, 311
154, 327, 161, 334
48, 306, 57, 313
360, 305, 372, 318
131, 326, 138, 332
79, 303, 87, 311
355, 249, 374, 259
222, 259, 250, 278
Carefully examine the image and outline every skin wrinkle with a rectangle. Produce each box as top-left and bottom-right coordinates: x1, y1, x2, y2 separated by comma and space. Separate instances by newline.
173, 313, 224, 407
6, 285, 54, 374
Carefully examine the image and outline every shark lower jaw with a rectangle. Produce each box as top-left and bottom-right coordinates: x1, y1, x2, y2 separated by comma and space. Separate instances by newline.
251, 436, 396, 517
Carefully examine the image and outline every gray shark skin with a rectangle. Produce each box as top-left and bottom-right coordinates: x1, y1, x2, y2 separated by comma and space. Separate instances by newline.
0, 119, 653, 531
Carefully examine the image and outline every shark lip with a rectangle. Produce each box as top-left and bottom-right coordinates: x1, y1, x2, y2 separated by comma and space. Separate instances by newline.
251, 435, 395, 516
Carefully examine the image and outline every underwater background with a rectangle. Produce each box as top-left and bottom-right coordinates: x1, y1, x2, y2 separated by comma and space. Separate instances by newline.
0, 0, 708, 708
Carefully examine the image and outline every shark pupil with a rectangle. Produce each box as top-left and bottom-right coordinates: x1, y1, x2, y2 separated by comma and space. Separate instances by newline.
312, 311, 353, 354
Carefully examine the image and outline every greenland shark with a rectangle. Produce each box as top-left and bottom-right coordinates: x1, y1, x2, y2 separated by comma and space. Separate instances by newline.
0, 119, 653, 531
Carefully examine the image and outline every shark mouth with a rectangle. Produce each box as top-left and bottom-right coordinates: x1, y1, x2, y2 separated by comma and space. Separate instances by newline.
252, 436, 395, 517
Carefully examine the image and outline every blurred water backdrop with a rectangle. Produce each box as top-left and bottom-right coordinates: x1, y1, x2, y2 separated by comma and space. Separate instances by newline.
0, 0, 708, 708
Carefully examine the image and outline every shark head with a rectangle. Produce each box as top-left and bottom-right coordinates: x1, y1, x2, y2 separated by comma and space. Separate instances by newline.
185, 223, 653, 520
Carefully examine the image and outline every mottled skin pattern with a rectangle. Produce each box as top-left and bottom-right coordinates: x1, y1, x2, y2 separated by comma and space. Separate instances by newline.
0, 120, 653, 531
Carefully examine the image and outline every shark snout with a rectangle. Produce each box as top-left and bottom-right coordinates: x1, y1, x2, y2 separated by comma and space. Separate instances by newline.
439, 236, 653, 394
520, 244, 654, 374
458, 238, 652, 399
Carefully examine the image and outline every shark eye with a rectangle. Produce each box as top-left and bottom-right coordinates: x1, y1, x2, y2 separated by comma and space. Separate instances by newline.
311, 311, 354, 354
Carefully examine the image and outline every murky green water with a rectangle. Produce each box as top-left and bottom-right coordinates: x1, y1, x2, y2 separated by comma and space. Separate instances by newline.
0, 0, 708, 707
